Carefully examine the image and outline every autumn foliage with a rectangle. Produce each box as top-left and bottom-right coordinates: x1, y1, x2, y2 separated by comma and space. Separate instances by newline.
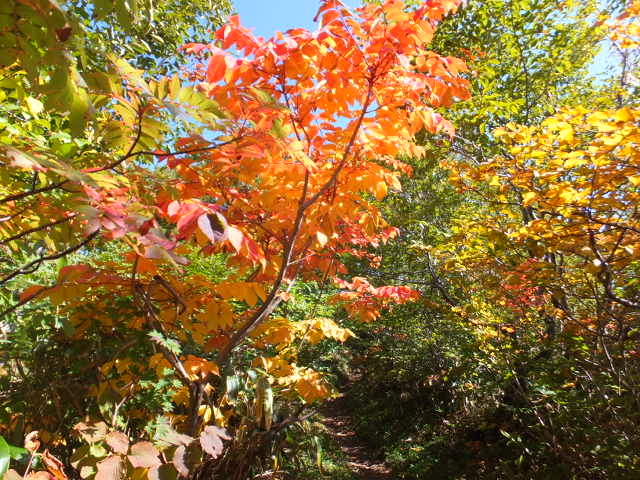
445, 106, 640, 337
1, 0, 469, 478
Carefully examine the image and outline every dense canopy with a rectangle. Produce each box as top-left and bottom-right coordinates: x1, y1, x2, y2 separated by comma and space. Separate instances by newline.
1, 0, 639, 479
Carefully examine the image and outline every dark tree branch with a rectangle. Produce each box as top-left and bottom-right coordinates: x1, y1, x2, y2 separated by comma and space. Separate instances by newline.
0, 180, 69, 205
0, 284, 56, 319
1, 215, 76, 245
0, 230, 100, 286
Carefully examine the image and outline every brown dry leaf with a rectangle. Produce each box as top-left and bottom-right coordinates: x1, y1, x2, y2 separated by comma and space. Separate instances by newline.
41, 450, 68, 480
199, 426, 230, 459
73, 421, 108, 444
4, 469, 24, 480
95, 455, 125, 480
105, 432, 129, 455
172, 443, 201, 478
128, 442, 161, 469
25, 473, 55, 480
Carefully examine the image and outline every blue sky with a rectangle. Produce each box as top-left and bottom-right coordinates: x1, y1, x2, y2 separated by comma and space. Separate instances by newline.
231, 0, 355, 38
229, 1, 613, 77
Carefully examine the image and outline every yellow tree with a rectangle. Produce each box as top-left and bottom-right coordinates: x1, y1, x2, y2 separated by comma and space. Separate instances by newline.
1, 1, 469, 478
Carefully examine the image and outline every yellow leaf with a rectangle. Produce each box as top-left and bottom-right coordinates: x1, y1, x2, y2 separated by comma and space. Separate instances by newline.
629, 176, 640, 186
316, 230, 328, 248
172, 386, 190, 407
216, 282, 264, 306
557, 186, 579, 204
295, 368, 331, 403
603, 134, 624, 146
213, 406, 227, 427
197, 300, 233, 330
374, 181, 388, 200
558, 127, 574, 143
183, 355, 219, 381
493, 127, 508, 138
564, 156, 587, 169
615, 107, 634, 122
198, 405, 213, 424
253, 356, 295, 377
26, 97, 44, 116
522, 191, 537, 206
254, 317, 298, 347
305, 318, 354, 344
243, 286, 258, 307
253, 283, 267, 302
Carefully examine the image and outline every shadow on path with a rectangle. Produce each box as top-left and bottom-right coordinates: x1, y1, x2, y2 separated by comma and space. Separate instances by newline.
320, 395, 397, 480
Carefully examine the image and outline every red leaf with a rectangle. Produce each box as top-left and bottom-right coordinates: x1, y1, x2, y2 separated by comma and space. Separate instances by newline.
20, 285, 47, 302
181, 43, 208, 55
55, 26, 72, 42
207, 54, 227, 83
176, 207, 203, 235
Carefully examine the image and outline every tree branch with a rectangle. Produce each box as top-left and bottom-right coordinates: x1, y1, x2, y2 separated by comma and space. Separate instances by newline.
0, 215, 76, 245
0, 230, 99, 286
0, 284, 56, 319
216, 76, 377, 367
0, 180, 69, 205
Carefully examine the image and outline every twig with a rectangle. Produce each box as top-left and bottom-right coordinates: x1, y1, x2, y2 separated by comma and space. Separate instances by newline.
0, 215, 76, 245
0, 230, 99, 286
0, 284, 57, 319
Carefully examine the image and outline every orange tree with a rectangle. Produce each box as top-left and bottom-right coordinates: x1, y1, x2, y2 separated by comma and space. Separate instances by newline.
0, 0, 469, 477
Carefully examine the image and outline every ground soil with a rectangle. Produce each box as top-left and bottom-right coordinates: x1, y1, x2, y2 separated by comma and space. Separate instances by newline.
320, 395, 396, 480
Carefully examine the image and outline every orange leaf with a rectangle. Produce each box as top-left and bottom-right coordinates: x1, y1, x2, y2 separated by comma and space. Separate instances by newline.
207, 54, 227, 83
41, 450, 68, 480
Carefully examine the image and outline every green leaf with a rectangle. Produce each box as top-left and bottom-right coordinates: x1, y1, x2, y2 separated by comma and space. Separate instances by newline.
109, 55, 151, 97
270, 118, 287, 139
249, 87, 277, 106
7, 445, 27, 461
0, 435, 11, 476
115, 0, 132, 32
69, 90, 90, 137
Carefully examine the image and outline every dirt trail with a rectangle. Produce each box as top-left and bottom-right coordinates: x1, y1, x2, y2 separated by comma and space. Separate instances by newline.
320, 395, 396, 480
